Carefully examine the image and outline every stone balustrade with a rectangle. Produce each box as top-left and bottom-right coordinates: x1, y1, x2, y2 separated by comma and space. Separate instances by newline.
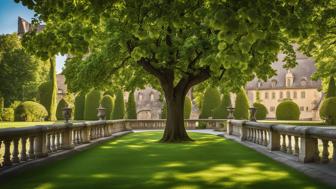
0, 119, 226, 170
228, 120, 336, 163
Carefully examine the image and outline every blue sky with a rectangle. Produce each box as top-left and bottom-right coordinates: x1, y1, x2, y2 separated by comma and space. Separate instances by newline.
0, 0, 65, 73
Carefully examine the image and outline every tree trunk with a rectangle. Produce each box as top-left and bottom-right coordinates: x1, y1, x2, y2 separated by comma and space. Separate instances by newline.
48, 57, 57, 121
160, 91, 193, 143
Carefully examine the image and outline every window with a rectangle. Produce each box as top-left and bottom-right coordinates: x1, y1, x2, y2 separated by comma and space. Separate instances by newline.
271, 79, 277, 88
270, 106, 275, 112
257, 80, 262, 88
150, 93, 155, 101
306, 107, 309, 111
300, 106, 304, 111
301, 78, 307, 86
272, 92, 276, 99
301, 91, 306, 99
286, 91, 291, 99
293, 91, 297, 99
265, 92, 269, 99
280, 91, 283, 99
138, 93, 143, 101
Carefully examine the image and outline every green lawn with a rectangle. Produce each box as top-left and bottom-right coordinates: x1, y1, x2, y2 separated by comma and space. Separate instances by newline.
0, 121, 56, 128
1, 132, 331, 189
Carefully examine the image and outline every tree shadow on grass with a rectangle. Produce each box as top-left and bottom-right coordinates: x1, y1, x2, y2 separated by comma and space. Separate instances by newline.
1, 132, 333, 189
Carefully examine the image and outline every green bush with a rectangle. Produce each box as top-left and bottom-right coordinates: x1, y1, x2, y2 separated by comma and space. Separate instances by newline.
84, 89, 102, 120
319, 97, 336, 125
112, 89, 125, 119
184, 96, 192, 119
38, 81, 56, 121
276, 100, 300, 120
2, 108, 14, 121
213, 93, 231, 119
326, 76, 336, 98
234, 88, 249, 119
101, 95, 114, 120
56, 99, 68, 120
253, 102, 268, 120
14, 101, 48, 121
127, 91, 137, 119
74, 92, 86, 120
199, 87, 221, 118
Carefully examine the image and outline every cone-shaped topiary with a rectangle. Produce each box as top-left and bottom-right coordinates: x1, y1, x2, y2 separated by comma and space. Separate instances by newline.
276, 100, 300, 120
112, 89, 125, 119
326, 76, 336, 98
74, 92, 86, 120
84, 89, 102, 120
56, 98, 68, 120
319, 97, 336, 125
127, 91, 137, 119
101, 95, 114, 120
14, 101, 48, 121
213, 93, 231, 119
38, 82, 53, 117
234, 88, 249, 120
199, 87, 221, 118
184, 96, 192, 119
253, 102, 268, 120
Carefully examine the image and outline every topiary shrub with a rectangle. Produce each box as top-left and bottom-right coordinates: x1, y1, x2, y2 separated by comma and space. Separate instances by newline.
2, 108, 14, 121
213, 93, 231, 119
38, 81, 56, 121
84, 89, 102, 120
234, 88, 249, 120
199, 87, 221, 118
127, 91, 137, 119
184, 96, 192, 119
276, 100, 300, 120
112, 89, 125, 119
14, 101, 48, 121
253, 102, 268, 120
319, 97, 336, 125
101, 95, 114, 120
326, 76, 336, 98
56, 99, 68, 120
74, 92, 86, 120
0, 97, 4, 121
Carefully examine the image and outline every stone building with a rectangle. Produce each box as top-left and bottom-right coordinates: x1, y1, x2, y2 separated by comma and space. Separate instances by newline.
246, 50, 323, 120
133, 87, 162, 119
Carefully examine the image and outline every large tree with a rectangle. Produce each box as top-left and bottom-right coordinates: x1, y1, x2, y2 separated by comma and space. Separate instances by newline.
16, 0, 322, 142
0, 34, 48, 106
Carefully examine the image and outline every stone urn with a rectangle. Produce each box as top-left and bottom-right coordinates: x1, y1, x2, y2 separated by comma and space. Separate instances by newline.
97, 104, 106, 120
62, 106, 72, 123
226, 106, 235, 119
249, 107, 257, 122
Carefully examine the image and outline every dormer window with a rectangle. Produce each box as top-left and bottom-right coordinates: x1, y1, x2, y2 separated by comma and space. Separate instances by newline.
300, 77, 307, 87
257, 80, 262, 88
285, 70, 294, 87
271, 79, 277, 88
150, 93, 155, 101
138, 93, 143, 101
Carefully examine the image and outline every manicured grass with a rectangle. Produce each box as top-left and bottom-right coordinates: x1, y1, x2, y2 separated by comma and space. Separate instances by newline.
0, 122, 56, 128
1, 132, 332, 189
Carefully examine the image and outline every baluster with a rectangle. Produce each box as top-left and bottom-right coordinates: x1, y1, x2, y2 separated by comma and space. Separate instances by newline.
281, 134, 286, 152
333, 141, 336, 162
263, 130, 268, 146
77, 130, 81, 143
321, 140, 330, 163
3, 138, 12, 166
287, 135, 293, 154
260, 130, 264, 145
294, 136, 299, 156
12, 137, 20, 164
56, 132, 61, 150
257, 130, 261, 144
46, 134, 51, 153
21, 136, 28, 161
73, 130, 77, 144
247, 128, 251, 141
29, 136, 35, 159
253, 129, 257, 143
51, 133, 56, 152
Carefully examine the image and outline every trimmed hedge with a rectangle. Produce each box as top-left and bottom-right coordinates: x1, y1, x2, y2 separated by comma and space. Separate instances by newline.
112, 89, 125, 119
184, 96, 192, 119
199, 88, 221, 118
276, 100, 300, 120
101, 95, 114, 120
127, 91, 137, 119
84, 89, 102, 120
253, 102, 268, 120
2, 108, 14, 121
56, 99, 68, 120
319, 97, 336, 125
14, 101, 48, 121
326, 76, 336, 98
38, 81, 56, 121
74, 92, 86, 120
234, 88, 249, 120
213, 93, 231, 119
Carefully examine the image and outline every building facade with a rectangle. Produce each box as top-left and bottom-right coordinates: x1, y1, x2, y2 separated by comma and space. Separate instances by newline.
246, 51, 323, 120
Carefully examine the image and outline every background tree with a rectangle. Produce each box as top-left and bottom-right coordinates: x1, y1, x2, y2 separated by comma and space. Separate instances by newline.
101, 95, 114, 120
74, 92, 86, 120
253, 102, 268, 120
84, 89, 102, 120
112, 89, 125, 120
127, 91, 137, 119
17, 0, 322, 142
0, 34, 48, 106
234, 88, 249, 120
213, 93, 231, 119
199, 88, 221, 119
56, 98, 68, 120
